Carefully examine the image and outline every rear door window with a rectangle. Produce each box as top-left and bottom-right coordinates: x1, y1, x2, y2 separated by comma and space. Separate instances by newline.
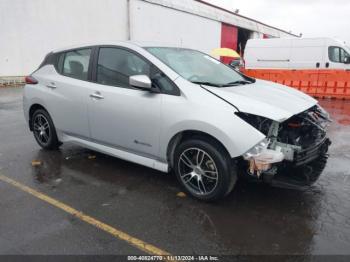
62, 48, 91, 80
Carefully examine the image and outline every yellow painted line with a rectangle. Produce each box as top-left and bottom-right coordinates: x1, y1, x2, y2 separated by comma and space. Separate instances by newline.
0, 174, 171, 257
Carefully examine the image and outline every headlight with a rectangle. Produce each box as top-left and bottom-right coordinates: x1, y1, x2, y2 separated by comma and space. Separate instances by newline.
235, 112, 273, 136
315, 104, 331, 122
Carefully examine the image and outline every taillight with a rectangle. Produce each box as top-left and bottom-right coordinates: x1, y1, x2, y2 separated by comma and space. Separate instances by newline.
25, 76, 38, 85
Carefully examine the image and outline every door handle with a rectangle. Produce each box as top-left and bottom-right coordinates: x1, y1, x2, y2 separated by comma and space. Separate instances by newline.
316, 62, 320, 68
325, 62, 330, 68
46, 82, 57, 89
90, 91, 104, 100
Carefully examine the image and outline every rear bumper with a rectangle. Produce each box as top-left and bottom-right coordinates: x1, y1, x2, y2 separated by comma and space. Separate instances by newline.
293, 137, 331, 166
22, 87, 29, 124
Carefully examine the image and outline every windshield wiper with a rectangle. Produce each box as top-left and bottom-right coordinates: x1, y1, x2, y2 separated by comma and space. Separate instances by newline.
221, 80, 254, 87
192, 80, 254, 87
191, 81, 223, 87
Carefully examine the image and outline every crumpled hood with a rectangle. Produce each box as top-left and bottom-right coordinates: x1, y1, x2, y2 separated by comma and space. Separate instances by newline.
204, 79, 318, 122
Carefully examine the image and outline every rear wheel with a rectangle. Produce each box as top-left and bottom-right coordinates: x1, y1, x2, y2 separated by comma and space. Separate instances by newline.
174, 138, 237, 201
32, 109, 61, 150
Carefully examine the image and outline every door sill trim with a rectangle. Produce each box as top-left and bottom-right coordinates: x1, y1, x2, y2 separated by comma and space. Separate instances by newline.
60, 133, 168, 173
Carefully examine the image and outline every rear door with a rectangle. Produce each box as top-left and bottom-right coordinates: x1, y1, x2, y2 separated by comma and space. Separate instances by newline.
87, 47, 164, 158
43, 48, 93, 138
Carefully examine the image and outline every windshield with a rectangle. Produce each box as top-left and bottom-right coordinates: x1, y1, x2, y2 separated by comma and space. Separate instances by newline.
145, 47, 254, 87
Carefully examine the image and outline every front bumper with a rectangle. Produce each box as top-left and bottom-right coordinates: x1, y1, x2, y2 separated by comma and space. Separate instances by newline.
293, 137, 331, 166
241, 137, 331, 186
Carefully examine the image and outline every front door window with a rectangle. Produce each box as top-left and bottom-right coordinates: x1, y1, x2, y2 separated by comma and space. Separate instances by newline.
329, 46, 350, 63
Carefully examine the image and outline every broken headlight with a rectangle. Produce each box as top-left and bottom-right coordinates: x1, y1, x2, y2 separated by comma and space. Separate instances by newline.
315, 104, 331, 121
235, 112, 273, 136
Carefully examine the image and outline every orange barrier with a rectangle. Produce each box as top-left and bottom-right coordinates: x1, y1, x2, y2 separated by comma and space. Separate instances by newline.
241, 69, 350, 100
319, 99, 350, 126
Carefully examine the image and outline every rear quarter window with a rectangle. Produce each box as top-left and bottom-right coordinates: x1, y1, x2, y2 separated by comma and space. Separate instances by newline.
58, 48, 92, 80
56, 53, 65, 73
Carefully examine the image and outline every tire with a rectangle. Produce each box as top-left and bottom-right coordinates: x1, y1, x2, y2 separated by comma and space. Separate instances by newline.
31, 109, 61, 150
174, 138, 237, 201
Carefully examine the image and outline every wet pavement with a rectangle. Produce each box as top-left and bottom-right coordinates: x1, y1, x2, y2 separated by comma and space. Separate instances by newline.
0, 87, 350, 256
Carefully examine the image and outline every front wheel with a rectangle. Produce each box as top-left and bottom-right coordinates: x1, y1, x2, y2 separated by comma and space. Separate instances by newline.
174, 138, 237, 201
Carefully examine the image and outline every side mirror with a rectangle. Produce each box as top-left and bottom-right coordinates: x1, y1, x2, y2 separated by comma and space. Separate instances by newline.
344, 57, 350, 64
129, 75, 152, 91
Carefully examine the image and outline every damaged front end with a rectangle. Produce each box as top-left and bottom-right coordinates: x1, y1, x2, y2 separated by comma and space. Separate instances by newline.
237, 105, 331, 187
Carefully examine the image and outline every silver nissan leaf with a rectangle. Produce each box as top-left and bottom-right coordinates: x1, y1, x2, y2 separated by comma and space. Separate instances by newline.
23, 42, 331, 201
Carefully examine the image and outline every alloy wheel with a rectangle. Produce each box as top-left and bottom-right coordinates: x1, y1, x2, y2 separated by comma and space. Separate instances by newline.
178, 147, 219, 196
33, 114, 51, 145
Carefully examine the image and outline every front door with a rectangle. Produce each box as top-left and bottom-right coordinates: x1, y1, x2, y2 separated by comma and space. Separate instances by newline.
87, 47, 162, 158
327, 46, 349, 69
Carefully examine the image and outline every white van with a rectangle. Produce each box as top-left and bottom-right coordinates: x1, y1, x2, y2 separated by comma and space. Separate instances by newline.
244, 37, 350, 70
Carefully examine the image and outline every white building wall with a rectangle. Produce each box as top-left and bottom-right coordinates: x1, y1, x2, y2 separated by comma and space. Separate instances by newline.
130, 0, 221, 54
0, 0, 129, 76
140, 0, 294, 38
0, 0, 295, 77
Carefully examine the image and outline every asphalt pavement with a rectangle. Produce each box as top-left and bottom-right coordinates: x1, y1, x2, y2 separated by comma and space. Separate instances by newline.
0, 87, 350, 257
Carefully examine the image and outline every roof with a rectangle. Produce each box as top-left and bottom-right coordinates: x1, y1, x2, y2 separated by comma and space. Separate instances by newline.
140, 0, 297, 37
51, 41, 187, 53
194, 0, 299, 37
